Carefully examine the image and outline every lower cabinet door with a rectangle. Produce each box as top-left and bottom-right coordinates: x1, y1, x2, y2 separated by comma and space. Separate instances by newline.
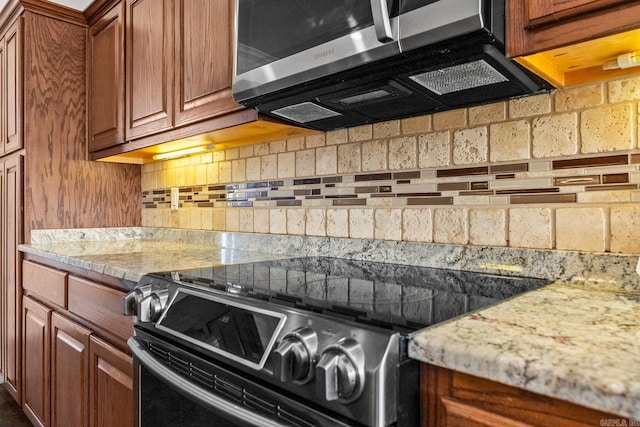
22, 296, 51, 427
51, 313, 91, 427
89, 335, 133, 427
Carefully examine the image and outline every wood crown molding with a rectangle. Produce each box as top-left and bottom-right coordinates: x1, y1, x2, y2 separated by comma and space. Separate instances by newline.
84, 0, 119, 26
1, 0, 87, 28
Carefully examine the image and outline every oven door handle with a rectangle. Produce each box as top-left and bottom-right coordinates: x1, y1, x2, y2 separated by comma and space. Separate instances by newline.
129, 338, 289, 427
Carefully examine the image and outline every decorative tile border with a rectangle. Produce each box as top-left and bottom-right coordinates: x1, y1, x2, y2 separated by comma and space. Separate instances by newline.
143, 153, 640, 210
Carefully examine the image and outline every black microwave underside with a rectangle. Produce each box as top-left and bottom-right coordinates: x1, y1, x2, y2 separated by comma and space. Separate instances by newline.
246, 31, 552, 131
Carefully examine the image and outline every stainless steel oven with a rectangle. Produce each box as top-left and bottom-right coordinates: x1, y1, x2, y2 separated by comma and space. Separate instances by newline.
126, 257, 549, 426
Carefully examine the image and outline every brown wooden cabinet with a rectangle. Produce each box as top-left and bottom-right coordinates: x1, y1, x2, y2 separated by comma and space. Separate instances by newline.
21, 259, 134, 427
2, 17, 22, 155
421, 363, 619, 427
125, 0, 241, 139
125, 0, 174, 140
1, 153, 23, 402
173, 0, 240, 127
22, 296, 51, 427
507, 0, 640, 86
51, 313, 91, 427
89, 336, 133, 427
88, 1, 126, 152
507, 0, 640, 57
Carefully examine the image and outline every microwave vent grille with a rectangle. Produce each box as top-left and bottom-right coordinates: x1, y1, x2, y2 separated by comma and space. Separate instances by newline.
409, 60, 508, 95
271, 102, 342, 123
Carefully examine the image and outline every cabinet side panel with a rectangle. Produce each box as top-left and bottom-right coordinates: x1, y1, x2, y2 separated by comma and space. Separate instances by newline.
23, 12, 141, 238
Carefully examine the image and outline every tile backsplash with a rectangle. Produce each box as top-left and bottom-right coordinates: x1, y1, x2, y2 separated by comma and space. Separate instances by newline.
142, 76, 640, 255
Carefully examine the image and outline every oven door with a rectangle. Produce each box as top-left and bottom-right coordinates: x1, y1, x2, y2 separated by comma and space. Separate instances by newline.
129, 330, 354, 427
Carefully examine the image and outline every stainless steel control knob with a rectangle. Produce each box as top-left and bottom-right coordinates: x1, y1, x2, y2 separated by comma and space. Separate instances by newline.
316, 338, 364, 402
273, 327, 317, 384
138, 289, 170, 323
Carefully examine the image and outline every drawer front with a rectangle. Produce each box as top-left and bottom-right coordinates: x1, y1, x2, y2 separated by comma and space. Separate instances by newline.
68, 276, 134, 344
22, 260, 68, 308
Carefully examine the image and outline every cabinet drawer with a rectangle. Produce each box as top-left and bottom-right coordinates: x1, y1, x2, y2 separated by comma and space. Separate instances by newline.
22, 260, 68, 308
68, 276, 134, 343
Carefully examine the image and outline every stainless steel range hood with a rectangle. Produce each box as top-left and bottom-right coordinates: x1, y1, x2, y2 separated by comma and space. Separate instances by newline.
232, 0, 552, 131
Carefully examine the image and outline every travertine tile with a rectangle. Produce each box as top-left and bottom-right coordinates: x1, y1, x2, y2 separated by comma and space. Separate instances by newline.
402, 115, 431, 134
225, 209, 240, 232
469, 209, 507, 246
338, 143, 362, 173
453, 127, 488, 165
296, 149, 315, 177
239, 145, 254, 158
207, 163, 219, 184
348, 124, 373, 142
556, 207, 607, 252
490, 120, 530, 162
509, 208, 553, 249
269, 140, 287, 154
287, 137, 305, 152
231, 159, 246, 182
349, 209, 374, 239
306, 133, 326, 148
306, 209, 326, 236
555, 83, 604, 111
278, 152, 296, 178
327, 208, 349, 237
402, 208, 432, 242
418, 131, 450, 168
433, 109, 467, 130
225, 148, 239, 160
532, 113, 578, 158
373, 120, 401, 139
374, 209, 402, 240
269, 209, 287, 234
316, 146, 338, 175
245, 157, 261, 181
194, 164, 207, 185
609, 76, 640, 103
261, 154, 278, 180
433, 208, 468, 244
213, 151, 225, 163
362, 139, 388, 171
254, 142, 270, 156
389, 136, 417, 170
610, 206, 640, 253
577, 190, 632, 203
253, 209, 269, 233
213, 209, 226, 231
219, 161, 232, 183
469, 102, 506, 125
287, 209, 306, 235
325, 129, 347, 146
239, 209, 254, 233
581, 104, 634, 153
201, 209, 213, 230
509, 93, 551, 118
187, 208, 202, 230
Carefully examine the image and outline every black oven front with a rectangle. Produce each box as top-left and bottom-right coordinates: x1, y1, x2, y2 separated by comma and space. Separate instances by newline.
130, 329, 355, 427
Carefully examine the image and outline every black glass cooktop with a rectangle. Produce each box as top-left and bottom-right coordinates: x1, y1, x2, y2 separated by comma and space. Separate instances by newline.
148, 257, 550, 333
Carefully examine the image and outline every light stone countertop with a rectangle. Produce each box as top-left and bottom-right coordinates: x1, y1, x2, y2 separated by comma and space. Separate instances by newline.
409, 281, 640, 419
18, 227, 640, 419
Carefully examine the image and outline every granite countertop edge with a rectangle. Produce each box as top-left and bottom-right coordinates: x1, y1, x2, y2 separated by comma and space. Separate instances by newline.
409, 281, 640, 419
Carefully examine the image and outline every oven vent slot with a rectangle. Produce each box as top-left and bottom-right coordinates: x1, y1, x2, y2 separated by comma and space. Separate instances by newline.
145, 340, 317, 427
278, 406, 316, 427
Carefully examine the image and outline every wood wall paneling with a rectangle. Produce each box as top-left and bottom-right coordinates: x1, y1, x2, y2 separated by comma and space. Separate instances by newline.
22, 11, 140, 239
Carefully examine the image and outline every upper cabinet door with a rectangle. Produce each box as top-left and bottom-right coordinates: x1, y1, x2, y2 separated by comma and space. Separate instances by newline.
88, 2, 126, 152
173, 0, 241, 127
4, 18, 22, 155
525, 0, 634, 27
126, 0, 174, 140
